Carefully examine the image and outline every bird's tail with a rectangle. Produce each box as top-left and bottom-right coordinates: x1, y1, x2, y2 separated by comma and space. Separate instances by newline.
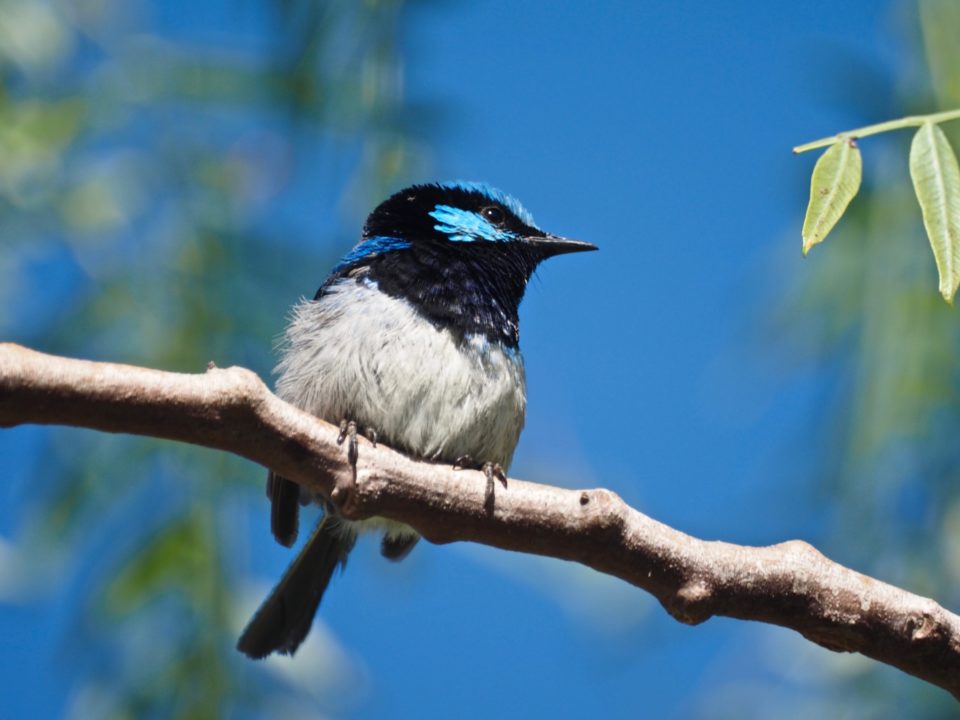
267, 470, 301, 547
237, 516, 356, 659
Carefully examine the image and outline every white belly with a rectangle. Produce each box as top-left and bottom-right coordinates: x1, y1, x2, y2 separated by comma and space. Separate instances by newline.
275, 278, 527, 470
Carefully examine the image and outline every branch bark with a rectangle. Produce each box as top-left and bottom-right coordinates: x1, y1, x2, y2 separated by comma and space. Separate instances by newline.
1, 342, 959, 699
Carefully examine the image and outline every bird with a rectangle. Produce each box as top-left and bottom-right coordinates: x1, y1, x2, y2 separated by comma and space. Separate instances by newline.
237, 181, 596, 658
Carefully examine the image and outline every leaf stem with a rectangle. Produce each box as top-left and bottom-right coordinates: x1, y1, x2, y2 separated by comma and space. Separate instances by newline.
793, 108, 960, 154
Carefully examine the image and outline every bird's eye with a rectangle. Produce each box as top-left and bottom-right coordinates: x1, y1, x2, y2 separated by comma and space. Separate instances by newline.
481, 206, 506, 226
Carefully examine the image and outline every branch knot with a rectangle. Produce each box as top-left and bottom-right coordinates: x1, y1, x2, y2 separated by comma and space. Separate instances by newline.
665, 580, 714, 625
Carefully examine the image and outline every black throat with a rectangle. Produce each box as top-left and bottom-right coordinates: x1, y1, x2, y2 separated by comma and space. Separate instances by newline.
346, 242, 541, 348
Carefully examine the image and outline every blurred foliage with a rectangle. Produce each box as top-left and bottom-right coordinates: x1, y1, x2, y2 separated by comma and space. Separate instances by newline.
0, 0, 431, 717
763, 0, 960, 714
6, 0, 960, 716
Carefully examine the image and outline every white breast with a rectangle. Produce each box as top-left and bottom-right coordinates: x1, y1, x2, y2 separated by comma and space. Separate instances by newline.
275, 278, 527, 470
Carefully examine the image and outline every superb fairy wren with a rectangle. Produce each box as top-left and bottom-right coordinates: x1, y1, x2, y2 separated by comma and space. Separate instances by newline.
238, 182, 596, 658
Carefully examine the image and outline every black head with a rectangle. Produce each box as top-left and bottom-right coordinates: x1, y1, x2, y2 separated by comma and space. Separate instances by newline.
319, 182, 596, 347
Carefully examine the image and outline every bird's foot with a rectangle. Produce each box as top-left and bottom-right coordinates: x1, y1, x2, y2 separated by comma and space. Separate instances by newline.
483, 461, 507, 489
336, 420, 378, 469
453, 455, 507, 514
454, 455, 507, 487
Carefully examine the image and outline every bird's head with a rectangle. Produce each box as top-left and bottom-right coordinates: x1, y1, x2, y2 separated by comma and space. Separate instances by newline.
323, 182, 597, 347
360, 181, 595, 257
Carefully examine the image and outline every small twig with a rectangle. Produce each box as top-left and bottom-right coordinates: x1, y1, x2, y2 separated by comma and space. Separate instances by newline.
793, 108, 960, 154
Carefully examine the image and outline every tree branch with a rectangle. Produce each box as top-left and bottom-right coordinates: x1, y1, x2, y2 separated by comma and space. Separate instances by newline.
1, 342, 959, 700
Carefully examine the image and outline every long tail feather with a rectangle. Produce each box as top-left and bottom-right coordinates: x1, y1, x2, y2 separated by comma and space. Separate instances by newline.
238, 517, 356, 658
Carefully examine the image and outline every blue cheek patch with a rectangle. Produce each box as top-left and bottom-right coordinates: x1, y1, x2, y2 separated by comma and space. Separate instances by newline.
440, 181, 537, 228
334, 235, 412, 272
429, 205, 516, 243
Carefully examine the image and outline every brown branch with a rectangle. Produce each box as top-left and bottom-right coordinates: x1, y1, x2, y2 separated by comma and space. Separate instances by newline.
1, 341, 959, 700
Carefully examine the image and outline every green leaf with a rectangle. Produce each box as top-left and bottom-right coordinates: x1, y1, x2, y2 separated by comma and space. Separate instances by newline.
909, 121, 960, 303
104, 515, 207, 614
802, 139, 862, 255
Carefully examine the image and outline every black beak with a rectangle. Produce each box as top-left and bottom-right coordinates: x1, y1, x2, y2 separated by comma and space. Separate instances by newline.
523, 234, 598, 257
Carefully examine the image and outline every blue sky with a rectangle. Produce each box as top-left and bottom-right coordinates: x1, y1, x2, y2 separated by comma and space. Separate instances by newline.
0, 1, 923, 717
402, 1, 897, 544
366, 3, 901, 715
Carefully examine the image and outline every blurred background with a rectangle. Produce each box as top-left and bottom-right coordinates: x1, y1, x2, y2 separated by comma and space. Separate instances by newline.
1, 0, 959, 717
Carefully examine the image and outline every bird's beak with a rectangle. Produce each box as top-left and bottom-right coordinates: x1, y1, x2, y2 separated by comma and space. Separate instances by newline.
523, 234, 598, 256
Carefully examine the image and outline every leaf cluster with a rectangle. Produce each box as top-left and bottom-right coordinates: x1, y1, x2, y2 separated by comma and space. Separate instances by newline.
799, 110, 960, 302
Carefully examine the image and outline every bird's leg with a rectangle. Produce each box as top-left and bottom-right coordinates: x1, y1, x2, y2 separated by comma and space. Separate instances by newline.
333, 420, 361, 508
482, 461, 508, 488
453, 455, 508, 514
336, 420, 378, 469
337, 420, 359, 467
454, 455, 507, 487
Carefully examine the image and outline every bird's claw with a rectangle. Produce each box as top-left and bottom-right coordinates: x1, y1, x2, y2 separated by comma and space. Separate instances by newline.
453, 456, 507, 513
337, 420, 359, 467
337, 420, 377, 468
453, 456, 506, 485
482, 462, 507, 488
452, 454, 473, 471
